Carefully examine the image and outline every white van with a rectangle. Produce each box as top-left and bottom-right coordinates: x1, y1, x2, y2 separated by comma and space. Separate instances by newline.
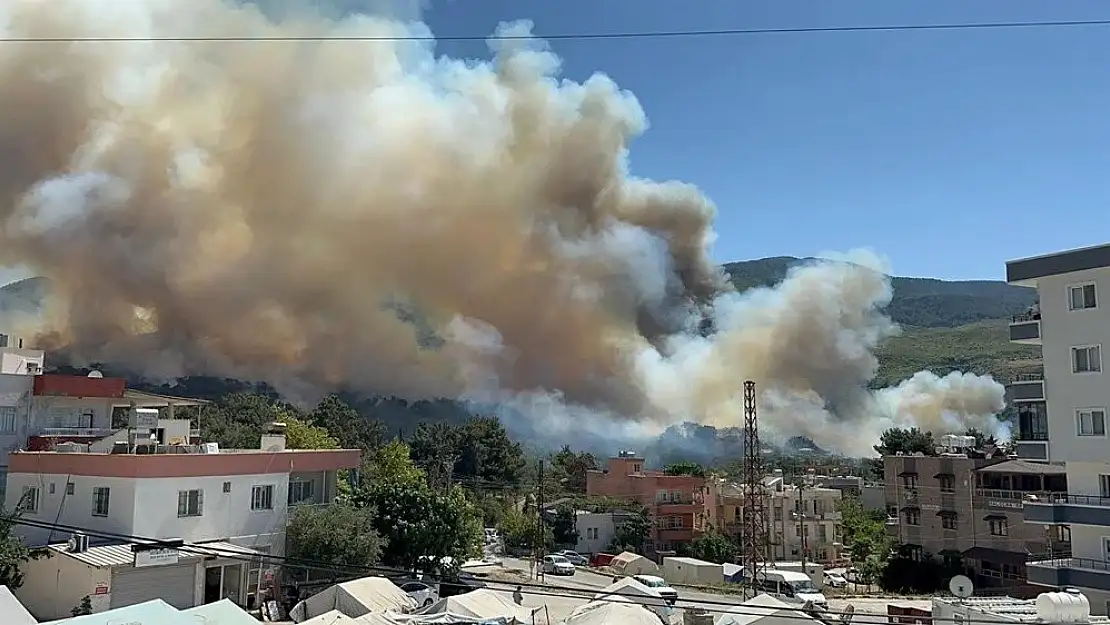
752, 569, 827, 608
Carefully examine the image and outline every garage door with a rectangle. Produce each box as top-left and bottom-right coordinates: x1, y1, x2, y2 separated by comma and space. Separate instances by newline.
111, 562, 197, 609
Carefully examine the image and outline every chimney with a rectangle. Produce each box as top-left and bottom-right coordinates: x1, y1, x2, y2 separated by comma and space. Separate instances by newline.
260, 421, 287, 452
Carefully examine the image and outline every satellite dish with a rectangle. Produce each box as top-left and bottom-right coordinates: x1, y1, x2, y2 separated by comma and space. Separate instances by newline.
87, 370, 104, 378
949, 574, 974, 599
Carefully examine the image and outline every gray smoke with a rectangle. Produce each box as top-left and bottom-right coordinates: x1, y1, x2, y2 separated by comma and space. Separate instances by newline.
0, 0, 1005, 455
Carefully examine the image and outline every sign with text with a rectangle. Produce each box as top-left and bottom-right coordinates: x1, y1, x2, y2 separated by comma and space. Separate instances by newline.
134, 548, 179, 568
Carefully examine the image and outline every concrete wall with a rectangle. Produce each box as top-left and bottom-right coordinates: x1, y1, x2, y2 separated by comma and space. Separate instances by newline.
16, 550, 111, 621
574, 512, 617, 554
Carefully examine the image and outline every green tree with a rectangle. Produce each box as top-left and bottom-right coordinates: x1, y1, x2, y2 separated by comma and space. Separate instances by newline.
0, 507, 45, 589
287, 504, 384, 570
285, 416, 339, 450
663, 462, 706, 477
70, 595, 92, 617
409, 422, 462, 489
308, 395, 387, 452
963, 427, 998, 450
455, 417, 526, 485
194, 393, 287, 449
354, 482, 482, 573
874, 427, 936, 456
837, 498, 891, 583
685, 531, 736, 563
610, 508, 651, 554
363, 441, 426, 488
500, 506, 552, 553
550, 505, 579, 547
551, 446, 598, 493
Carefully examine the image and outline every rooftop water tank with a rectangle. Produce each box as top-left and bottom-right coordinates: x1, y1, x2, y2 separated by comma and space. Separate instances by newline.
1036, 591, 1090, 623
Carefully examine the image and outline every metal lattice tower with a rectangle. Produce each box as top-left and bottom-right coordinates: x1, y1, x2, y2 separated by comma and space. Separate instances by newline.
740, 380, 771, 594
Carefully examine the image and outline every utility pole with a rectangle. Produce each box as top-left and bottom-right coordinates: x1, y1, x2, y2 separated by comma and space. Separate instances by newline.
536, 459, 546, 582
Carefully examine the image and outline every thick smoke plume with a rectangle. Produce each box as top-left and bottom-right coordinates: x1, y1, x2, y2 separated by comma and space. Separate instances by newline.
0, 0, 1005, 455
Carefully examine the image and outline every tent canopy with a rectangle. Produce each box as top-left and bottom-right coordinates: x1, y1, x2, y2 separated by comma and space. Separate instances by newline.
291, 576, 417, 622
414, 589, 536, 624
716, 593, 817, 625
0, 586, 35, 625
568, 601, 662, 625
609, 552, 660, 576
181, 598, 258, 624
593, 577, 666, 605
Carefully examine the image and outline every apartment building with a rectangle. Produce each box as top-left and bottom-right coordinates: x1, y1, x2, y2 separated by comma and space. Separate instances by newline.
716, 475, 844, 564
885, 453, 1067, 592
586, 451, 710, 554
1006, 243, 1110, 612
5, 427, 359, 620
0, 341, 204, 499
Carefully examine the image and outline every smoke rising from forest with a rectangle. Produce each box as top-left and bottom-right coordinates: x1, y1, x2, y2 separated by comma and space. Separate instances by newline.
0, 0, 1005, 456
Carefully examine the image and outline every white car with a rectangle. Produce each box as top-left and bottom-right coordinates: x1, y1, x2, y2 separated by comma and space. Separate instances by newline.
542, 555, 576, 576
631, 574, 678, 604
399, 580, 439, 607
823, 571, 848, 588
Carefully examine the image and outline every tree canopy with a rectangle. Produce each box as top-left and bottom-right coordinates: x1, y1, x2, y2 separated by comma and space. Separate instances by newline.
286, 504, 384, 571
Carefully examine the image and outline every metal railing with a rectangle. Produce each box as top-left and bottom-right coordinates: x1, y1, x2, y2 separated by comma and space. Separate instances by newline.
1027, 557, 1110, 572
1012, 371, 1045, 382
1031, 493, 1110, 507
38, 428, 116, 437
1011, 311, 1041, 323
975, 488, 1061, 501
1015, 431, 1049, 441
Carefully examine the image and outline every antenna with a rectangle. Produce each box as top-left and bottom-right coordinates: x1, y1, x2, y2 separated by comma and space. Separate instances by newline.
949, 574, 974, 600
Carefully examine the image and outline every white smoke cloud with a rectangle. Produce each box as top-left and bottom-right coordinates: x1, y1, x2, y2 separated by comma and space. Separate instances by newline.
0, 0, 1007, 455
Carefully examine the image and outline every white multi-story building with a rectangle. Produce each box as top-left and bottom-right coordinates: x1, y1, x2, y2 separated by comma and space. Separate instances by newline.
0, 338, 205, 500
1006, 243, 1110, 612
6, 427, 359, 620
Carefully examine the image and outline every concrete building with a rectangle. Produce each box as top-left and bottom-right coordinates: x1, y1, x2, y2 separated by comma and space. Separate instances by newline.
931, 592, 1105, 625
586, 452, 710, 554
1006, 243, 1110, 612
816, 475, 886, 511
0, 343, 206, 500
884, 453, 1067, 592
573, 510, 637, 554
7, 435, 359, 620
716, 476, 845, 564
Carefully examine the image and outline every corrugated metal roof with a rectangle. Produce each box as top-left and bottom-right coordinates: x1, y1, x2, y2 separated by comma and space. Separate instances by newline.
192, 541, 262, 558
50, 542, 208, 568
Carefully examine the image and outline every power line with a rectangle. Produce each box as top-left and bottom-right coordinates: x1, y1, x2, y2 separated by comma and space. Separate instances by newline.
3, 18, 1110, 43
5, 514, 1042, 624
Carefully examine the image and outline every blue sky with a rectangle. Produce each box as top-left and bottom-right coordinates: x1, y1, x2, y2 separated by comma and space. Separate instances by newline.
412, 0, 1110, 280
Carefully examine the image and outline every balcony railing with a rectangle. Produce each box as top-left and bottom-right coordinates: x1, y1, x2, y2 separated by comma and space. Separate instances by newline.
1036, 494, 1110, 507
1028, 557, 1109, 572
1016, 430, 1050, 441
975, 489, 1061, 501
38, 428, 116, 437
1012, 312, 1041, 323
1012, 371, 1045, 383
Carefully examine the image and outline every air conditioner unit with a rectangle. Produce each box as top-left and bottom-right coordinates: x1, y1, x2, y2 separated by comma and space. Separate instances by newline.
67, 533, 89, 553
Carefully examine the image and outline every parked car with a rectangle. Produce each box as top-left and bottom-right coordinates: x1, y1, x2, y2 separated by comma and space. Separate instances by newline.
823, 571, 848, 588
631, 574, 678, 605
555, 550, 588, 566
843, 567, 868, 584
398, 580, 439, 607
542, 555, 576, 576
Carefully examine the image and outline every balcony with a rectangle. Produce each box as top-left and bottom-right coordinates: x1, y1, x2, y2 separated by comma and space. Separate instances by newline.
1025, 494, 1110, 526
1009, 312, 1041, 345
1027, 557, 1110, 591
977, 489, 1061, 511
1009, 372, 1045, 403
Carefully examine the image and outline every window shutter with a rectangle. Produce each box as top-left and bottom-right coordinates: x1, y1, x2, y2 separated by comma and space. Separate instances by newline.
197, 489, 204, 515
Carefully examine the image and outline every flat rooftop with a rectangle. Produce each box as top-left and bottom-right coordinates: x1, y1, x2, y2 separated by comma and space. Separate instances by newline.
9, 448, 360, 477
1006, 242, 1110, 286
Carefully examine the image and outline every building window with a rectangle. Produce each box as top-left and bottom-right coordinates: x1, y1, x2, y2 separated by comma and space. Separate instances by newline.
1069, 283, 1097, 311
251, 485, 274, 511
0, 407, 15, 434
223, 481, 231, 493
18, 486, 39, 513
1055, 525, 1071, 542
941, 514, 958, 530
91, 487, 110, 517
65, 482, 74, 496
938, 475, 955, 493
901, 474, 918, 489
1072, 345, 1102, 374
1101, 475, 1110, 498
288, 480, 315, 505
1018, 403, 1049, 441
1077, 409, 1106, 437
818, 525, 828, 541
177, 489, 204, 517
631, 463, 642, 474
904, 510, 920, 526
588, 527, 598, 540
989, 518, 1009, 536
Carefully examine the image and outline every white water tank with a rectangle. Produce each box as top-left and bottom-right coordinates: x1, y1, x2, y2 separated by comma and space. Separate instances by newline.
1036, 591, 1090, 623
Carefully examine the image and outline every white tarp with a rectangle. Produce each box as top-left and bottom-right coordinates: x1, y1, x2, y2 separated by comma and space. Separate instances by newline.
609, 552, 659, 576
299, 609, 402, 625
180, 598, 258, 624
592, 578, 672, 622
410, 589, 537, 624
716, 593, 816, 625
0, 586, 35, 625
290, 577, 418, 622
567, 601, 661, 625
